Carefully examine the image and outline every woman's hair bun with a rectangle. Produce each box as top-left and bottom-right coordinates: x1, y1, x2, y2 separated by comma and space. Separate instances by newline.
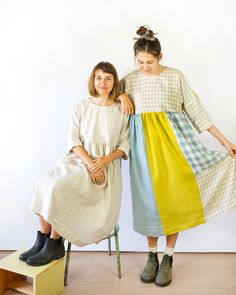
135, 25, 157, 41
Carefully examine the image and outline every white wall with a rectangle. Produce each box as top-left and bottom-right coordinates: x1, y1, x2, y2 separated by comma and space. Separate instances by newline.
0, 0, 236, 252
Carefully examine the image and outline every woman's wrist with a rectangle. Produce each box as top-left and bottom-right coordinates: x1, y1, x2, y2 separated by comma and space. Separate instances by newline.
221, 138, 230, 147
118, 93, 126, 102
101, 156, 110, 166
84, 158, 94, 169
208, 126, 230, 147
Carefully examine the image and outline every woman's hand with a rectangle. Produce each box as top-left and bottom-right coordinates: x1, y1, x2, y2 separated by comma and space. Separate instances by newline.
118, 93, 135, 115
223, 141, 236, 158
207, 126, 236, 158
90, 171, 106, 185
89, 157, 109, 174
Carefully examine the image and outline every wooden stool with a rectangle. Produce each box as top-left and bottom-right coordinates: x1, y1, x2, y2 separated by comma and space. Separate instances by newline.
64, 224, 121, 286
0, 249, 64, 295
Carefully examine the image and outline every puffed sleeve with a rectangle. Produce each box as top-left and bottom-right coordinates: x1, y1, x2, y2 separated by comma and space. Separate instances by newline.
67, 103, 84, 153
117, 114, 130, 160
180, 72, 214, 133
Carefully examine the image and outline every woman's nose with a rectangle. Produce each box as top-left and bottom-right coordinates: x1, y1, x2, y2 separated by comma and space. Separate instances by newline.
100, 79, 106, 84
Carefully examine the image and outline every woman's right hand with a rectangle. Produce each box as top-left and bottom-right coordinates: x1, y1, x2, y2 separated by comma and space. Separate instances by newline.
118, 93, 135, 115
222, 140, 236, 158
90, 171, 106, 185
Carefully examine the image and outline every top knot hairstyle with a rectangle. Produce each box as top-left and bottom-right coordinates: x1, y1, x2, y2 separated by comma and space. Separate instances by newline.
134, 25, 161, 57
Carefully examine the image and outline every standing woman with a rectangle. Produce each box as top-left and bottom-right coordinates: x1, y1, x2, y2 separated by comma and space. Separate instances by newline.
119, 25, 236, 287
19, 61, 130, 266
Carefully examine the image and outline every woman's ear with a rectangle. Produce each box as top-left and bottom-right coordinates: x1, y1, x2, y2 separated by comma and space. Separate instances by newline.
158, 53, 163, 61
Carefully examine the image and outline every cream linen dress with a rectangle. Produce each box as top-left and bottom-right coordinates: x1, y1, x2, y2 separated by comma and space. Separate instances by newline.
29, 99, 130, 246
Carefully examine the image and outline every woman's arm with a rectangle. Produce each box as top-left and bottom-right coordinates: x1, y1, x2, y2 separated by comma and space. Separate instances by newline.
117, 93, 135, 115
72, 145, 106, 184
118, 77, 135, 114
88, 149, 125, 174
72, 145, 94, 168
207, 125, 236, 157
68, 104, 106, 184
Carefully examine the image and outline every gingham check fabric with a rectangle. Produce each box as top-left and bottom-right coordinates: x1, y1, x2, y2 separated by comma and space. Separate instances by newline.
121, 68, 236, 227
120, 68, 213, 133
196, 156, 236, 220
167, 112, 226, 174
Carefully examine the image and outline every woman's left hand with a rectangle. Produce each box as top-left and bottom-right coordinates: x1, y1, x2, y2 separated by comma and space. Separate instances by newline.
118, 93, 135, 115
223, 141, 236, 158
89, 157, 109, 174
89, 171, 106, 185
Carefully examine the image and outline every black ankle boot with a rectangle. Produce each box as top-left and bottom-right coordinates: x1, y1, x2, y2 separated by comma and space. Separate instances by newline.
26, 237, 65, 266
19, 231, 50, 262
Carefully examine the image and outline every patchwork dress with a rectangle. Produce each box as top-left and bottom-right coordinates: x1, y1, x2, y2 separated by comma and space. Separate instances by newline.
120, 67, 236, 237
29, 99, 130, 246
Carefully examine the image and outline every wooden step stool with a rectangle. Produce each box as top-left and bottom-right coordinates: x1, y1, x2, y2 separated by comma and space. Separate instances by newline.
0, 249, 64, 295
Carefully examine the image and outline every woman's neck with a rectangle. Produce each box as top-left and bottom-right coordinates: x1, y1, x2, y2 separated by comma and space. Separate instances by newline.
90, 96, 114, 106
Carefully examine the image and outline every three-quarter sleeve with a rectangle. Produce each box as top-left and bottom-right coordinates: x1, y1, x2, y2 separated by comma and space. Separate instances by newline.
117, 114, 130, 160
67, 103, 84, 153
180, 72, 214, 133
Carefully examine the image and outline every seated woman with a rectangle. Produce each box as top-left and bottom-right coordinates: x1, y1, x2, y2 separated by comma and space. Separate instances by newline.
19, 61, 130, 266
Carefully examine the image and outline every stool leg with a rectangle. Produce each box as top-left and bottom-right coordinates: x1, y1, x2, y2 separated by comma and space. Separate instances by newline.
64, 241, 71, 286
114, 228, 122, 279
108, 237, 112, 256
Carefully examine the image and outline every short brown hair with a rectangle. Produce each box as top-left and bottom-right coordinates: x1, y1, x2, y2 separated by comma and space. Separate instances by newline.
88, 62, 119, 99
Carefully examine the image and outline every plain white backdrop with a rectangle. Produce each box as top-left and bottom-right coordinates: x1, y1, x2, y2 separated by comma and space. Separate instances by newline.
0, 0, 236, 252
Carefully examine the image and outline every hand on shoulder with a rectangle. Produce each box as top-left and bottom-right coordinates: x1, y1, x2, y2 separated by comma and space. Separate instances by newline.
117, 93, 135, 115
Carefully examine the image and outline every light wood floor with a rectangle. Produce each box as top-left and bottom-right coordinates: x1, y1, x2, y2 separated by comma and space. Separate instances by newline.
1, 251, 236, 295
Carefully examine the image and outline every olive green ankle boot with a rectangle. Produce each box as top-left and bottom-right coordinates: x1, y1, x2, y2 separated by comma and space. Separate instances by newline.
155, 254, 173, 287
140, 252, 159, 283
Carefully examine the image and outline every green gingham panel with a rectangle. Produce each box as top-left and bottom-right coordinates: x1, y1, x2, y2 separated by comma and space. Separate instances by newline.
167, 112, 226, 174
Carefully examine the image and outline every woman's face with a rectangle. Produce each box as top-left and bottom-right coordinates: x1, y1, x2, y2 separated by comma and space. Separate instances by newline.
136, 52, 160, 75
94, 70, 114, 98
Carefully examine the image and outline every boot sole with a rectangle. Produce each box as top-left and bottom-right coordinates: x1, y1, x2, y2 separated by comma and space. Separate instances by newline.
155, 279, 172, 287
140, 277, 155, 283
19, 252, 41, 262
19, 256, 27, 262
140, 269, 158, 283
26, 252, 65, 266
